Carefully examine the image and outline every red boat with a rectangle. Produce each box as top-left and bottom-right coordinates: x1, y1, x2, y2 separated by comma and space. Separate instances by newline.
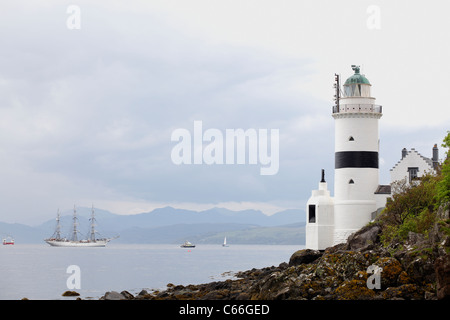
3, 236, 14, 245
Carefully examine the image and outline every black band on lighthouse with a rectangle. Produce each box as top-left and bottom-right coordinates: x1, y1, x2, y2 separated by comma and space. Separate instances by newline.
335, 151, 379, 169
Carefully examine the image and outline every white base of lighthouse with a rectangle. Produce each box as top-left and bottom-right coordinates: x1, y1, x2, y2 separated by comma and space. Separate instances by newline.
333, 200, 376, 245
306, 225, 335, 250
305, 174, 335, 251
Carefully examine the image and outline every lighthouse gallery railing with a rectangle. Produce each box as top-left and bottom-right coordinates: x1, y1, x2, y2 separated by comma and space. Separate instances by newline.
332, 104, 382, 114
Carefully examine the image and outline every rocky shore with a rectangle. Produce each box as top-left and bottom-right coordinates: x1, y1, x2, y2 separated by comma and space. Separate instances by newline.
96, 136, 450, 301
100, 208, 450, 300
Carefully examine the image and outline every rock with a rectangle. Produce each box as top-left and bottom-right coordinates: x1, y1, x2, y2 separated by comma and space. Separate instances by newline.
435, 254, 450, 300
289, 249, 322, 266
374, 257, 403, 289
236, 292, 250, 300
407, 232, 425, 246
436, 204, 450, 220
334, 280, 377, 300
120, 290, 134, 299
278, 262, 288, 270
102, 291, 126, 300
62, 290, 80, 297
405, 255, 436, 285
381, 284, 423, 300
346, 223, 381, 250
137, 289, 148, 296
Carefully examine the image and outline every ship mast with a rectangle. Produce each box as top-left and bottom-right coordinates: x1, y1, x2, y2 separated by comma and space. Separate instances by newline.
89, 204, 97, 241
55, 209, 62, 240
71, 205, 79, 242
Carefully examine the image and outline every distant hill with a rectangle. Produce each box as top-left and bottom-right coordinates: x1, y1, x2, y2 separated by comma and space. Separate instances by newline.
0, 222, 44, 243
189, 223, 305, 245
1, 206, 306, 245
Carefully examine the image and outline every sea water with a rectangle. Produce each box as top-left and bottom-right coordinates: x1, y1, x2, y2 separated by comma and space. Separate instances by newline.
0, 243, 303, 300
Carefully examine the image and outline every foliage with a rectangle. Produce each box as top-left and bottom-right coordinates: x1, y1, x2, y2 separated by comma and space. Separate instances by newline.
435, 131, 450, 208
379, 131, 450, 246
383, 174, 438, 225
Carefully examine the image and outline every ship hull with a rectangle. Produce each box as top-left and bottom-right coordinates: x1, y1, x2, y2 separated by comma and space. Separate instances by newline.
45, 239, 109, 247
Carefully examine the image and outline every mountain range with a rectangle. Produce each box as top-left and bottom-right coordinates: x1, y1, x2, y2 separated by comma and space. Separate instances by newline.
0, 206, 306, 245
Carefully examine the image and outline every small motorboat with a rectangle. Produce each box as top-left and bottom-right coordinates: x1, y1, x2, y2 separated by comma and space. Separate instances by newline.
180, 240, 195, 248
3, 236, 14, 245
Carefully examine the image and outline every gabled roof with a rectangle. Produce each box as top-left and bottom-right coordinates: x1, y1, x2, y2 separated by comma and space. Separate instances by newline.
390, 148, 434, 172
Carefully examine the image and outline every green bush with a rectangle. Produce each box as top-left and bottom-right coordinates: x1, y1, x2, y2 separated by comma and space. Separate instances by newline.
379, 131, 449, 247
435, 131, 450, 208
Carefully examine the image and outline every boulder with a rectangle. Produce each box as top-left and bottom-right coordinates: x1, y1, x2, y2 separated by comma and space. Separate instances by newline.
346, 223, 381, 250
334, 280, 377, 300
137, 289, 149, 296
405, 254, 437, 285
435, 254, 450, 300
120, 290, 134, 299
62, 290, 80, 297
289, 249, 322, 266
373, 257, 403, 288
102, 291, 126, 300
381, 284, 423, 300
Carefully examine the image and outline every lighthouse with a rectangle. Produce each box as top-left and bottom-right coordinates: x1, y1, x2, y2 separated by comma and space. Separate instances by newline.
333, 65, 382, 245
306, 65, 383, 250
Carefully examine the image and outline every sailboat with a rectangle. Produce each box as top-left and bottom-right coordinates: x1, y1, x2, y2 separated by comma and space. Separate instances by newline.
222, 236, 229, 247
44, 205, 118, 247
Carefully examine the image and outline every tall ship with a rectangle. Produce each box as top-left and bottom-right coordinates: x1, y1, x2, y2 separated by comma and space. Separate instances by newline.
44, 205, 117, 247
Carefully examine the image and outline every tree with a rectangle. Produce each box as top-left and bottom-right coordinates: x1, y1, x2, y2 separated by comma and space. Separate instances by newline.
435, 131, 450, 208
385, 174, 437, 225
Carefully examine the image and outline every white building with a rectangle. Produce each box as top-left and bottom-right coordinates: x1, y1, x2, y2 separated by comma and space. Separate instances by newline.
305, 170, 334, 250
390, 145, 439, 185
306, 65, 388, 250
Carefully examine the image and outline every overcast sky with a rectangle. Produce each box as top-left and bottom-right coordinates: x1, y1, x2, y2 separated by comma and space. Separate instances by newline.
0, 0, 449, 224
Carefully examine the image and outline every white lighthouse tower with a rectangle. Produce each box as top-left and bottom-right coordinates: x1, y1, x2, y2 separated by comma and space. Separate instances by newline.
305, 65, 383, 250
332, 65, 382, 245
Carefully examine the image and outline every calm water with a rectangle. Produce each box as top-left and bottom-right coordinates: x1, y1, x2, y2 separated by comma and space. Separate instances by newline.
0, 243, 303, 300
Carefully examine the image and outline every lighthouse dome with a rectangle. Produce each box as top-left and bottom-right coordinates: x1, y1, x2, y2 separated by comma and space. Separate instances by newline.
344, 72, 370, 85
343, 65, 371, 97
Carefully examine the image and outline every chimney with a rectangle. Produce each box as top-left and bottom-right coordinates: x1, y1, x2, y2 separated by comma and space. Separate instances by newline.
432, 144, 439, 169
402, 148, 407, 159
320, 169, 326, 183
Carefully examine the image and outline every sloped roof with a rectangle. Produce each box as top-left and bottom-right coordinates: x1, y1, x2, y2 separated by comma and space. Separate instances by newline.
374, 185, 391, 194
390, 148, 434, 172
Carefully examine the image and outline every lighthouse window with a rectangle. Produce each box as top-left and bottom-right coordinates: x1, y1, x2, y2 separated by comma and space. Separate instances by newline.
308, 205, 316, 223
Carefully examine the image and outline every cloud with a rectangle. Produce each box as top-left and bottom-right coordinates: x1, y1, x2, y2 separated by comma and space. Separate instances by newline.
0, 1, 448, 224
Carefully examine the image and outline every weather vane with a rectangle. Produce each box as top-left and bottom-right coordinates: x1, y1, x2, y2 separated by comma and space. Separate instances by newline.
351, 65, 360, 74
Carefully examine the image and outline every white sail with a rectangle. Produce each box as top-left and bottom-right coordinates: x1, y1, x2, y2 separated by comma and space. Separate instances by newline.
222, 236, 229, 247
